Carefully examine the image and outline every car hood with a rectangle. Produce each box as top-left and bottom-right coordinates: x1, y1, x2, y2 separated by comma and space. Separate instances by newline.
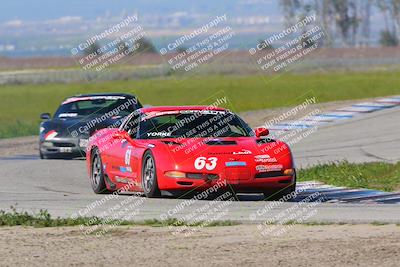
148, 136, 293, 170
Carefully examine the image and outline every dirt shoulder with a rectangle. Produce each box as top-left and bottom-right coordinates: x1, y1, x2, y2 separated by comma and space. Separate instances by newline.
0, 224, 399, 266
0, 135, 37, 157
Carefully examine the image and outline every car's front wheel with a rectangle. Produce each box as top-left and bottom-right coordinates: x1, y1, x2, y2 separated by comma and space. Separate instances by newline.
90, 148, 110, 194
141, 150, 161, 198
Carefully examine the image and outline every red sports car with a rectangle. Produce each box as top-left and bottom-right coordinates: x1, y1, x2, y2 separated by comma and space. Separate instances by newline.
86, 106, 296, 199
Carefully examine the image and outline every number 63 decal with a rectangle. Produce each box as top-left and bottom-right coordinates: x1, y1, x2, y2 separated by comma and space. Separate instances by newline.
194, 157, 218, 170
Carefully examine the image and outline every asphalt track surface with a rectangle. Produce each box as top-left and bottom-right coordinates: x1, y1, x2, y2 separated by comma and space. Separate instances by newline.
0, 106, 399, 223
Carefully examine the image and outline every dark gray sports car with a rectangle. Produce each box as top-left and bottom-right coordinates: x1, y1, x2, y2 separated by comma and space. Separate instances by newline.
39, 93, 142, 159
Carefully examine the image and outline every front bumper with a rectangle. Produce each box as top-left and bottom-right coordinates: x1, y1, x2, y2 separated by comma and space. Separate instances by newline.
39, 137, 88, 157
158, 171, 295, 193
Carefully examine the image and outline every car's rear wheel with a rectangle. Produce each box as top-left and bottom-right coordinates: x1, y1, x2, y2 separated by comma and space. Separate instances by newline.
141, 151, 161, 198
90, 148, 110, 194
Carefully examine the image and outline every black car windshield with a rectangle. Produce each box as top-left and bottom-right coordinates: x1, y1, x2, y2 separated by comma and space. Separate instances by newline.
138, 110, 253, 139
54, 96, 141, 119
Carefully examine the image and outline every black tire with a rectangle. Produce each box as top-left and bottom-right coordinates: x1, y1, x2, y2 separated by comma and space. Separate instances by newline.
90, 148, 111, 194
141, 150, 161, 198
39, 144, 48, 159
264, 172, 297, 201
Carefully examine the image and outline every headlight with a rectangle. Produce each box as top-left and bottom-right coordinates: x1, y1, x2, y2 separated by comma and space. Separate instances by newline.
42, 142, 54, 147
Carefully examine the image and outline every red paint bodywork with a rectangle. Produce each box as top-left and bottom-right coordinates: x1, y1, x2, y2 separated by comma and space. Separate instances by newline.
86, 106, 295, 194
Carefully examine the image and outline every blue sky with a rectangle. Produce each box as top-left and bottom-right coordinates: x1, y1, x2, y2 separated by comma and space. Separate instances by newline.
0, 0, 279, 22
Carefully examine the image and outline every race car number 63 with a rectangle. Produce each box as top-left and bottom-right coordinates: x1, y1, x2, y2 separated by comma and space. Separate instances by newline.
194, 157, 218, 170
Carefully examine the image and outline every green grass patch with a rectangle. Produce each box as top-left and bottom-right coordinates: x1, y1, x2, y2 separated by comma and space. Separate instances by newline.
298, 161, 400, 192
1, 71, 399, 138
280, 221, 392, 226
0, 207, 95, 227
0, 207, 239, 228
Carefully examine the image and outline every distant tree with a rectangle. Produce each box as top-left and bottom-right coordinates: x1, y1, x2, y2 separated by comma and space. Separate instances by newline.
279, 0, 303, 27
376, 0, 400, 46
376, 0, 391, 32
360, 0, 373, 46
84, 42, 101, 56
257, 39, 274, 50
134, 38, 157, 54
330, 0, 361, 46
117, 41, 132, 55
379, 30, 399, 46
391, 0, 400, 34
176, 46, 187, 54
279, 0, 366, 47
301, 32, 316, 48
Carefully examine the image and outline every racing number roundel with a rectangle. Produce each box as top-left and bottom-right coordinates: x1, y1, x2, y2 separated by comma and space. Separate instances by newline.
194, 157, 218, 171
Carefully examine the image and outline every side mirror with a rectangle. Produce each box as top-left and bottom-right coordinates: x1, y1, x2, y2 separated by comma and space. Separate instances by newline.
113, 130, 136, 142
113, 130, 129, 140
255, 127, 269, 137
113, 130, 136, 145
40, 113, 51, 120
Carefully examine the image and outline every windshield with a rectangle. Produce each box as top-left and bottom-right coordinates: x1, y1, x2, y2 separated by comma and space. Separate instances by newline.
54, 96, 141, 119
138, 110, 253, 139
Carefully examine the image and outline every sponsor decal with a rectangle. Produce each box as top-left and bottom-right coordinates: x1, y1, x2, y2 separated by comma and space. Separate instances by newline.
147, 132, 172, 137
256, 165, 267, 172
142, 110, 227, 121
115, 176, 132, 184
142, 111, 179, 120
62, 96, 125, 105
255, 154, 270, 159
208, 152, 234, 155
58, 113, 78, 118
233, 149, 252, 155
119, 166, 132, 173
44, 130, 58, 140
256, 164, 283, 172
194, 156, 218, 170
180, 110, 226, 115
225, 161, 247, 167
255, 155, 277, 163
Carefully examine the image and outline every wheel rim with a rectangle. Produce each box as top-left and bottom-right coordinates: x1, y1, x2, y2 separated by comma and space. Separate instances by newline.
92, 154, 102, 187
143, 157, 155, 192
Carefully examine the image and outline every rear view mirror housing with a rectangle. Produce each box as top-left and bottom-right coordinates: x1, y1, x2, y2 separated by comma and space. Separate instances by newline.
40, 113, 51, 120
113, 130, 138, 146
113, 130, 130, 140
255, 127, 269, 137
